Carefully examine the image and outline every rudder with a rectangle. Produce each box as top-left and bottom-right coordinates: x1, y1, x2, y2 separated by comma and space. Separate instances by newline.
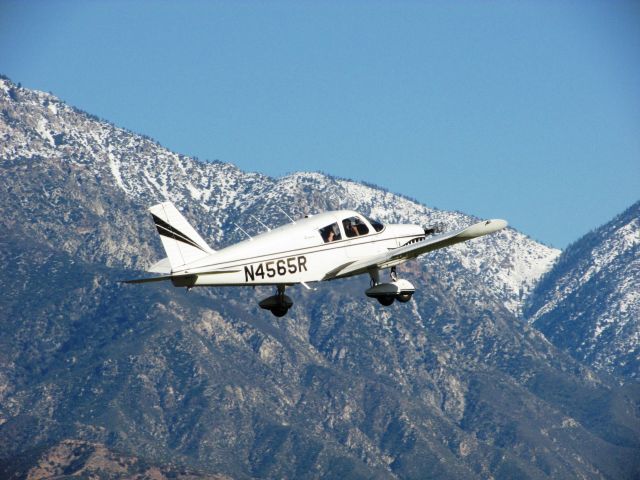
149, 202, 214, 271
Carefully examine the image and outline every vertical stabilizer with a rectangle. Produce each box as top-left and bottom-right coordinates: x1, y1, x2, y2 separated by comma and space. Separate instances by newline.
149, 202, 214, 271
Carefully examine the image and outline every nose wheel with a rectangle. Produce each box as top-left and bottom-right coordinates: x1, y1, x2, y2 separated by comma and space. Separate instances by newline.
366, 268, 415, 306
395, 292, 413, 303
377, 295, 396, 306
259, 285, 293, 317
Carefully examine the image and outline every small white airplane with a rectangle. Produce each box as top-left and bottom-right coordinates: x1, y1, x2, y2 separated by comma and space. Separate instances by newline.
125, 202, 507, 317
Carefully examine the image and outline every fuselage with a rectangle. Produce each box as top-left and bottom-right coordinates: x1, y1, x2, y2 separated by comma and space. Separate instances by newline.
172, 210, 424, 287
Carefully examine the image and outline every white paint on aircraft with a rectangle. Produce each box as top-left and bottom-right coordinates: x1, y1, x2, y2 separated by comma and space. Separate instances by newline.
125, 201, 507, 317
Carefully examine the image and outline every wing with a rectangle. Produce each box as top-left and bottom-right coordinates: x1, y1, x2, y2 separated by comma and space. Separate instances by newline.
324, 219, 508, 280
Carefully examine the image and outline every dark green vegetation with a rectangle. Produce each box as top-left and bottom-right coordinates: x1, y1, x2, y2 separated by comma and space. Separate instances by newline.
1, 78, 639, 479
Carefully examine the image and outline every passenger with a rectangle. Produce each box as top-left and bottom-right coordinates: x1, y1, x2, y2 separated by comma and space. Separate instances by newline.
322, 223, 340, 242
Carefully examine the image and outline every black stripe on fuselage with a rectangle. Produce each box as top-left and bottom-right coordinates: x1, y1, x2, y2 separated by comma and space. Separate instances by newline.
151, 214, 207, 252
190, 232, 423, 272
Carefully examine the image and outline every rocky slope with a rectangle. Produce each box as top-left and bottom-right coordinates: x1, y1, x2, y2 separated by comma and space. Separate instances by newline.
526, 201, 640, 380
1, 76, 639, 479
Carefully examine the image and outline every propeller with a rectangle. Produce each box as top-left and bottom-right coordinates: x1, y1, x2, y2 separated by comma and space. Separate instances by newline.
424, 224, 444, 236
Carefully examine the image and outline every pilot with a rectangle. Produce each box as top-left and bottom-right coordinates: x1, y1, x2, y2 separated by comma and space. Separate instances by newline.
345, 219, 359, 237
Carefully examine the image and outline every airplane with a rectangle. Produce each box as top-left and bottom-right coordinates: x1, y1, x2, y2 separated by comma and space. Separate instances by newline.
124, 202, 507, 317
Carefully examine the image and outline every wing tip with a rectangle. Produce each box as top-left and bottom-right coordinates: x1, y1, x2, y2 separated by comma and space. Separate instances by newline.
487, 219, 508, 231
460, 219, 508, 238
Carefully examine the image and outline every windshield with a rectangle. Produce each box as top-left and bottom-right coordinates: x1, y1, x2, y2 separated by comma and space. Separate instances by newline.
365, 216, 385, 232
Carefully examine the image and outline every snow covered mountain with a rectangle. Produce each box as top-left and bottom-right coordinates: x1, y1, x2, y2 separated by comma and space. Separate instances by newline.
526, 201, 640, 380
0, 76, 558, 316
3, 76, 640, 479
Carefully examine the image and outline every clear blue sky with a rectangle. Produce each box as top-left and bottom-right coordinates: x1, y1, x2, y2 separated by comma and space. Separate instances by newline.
1, 1, 638, 248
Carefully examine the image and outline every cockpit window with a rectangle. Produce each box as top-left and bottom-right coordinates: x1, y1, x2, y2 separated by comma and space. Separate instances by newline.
365, 216, 385, 232
342, 216, 369, 238
319, 222, 341, 243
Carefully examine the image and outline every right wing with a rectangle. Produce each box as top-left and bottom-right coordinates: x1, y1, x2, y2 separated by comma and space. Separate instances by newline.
325, 219, 507, 280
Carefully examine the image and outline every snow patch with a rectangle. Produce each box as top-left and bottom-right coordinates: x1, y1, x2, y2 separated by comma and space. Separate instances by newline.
108, 152, 126, 192
36, 118, 55, 147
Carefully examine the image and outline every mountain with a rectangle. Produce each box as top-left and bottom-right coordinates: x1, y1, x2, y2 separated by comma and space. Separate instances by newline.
2, 76, 640, 479
525, 201, 640, 380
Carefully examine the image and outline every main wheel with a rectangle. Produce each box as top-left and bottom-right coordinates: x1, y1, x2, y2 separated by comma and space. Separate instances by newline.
377, 295, 395, 306
270, 306, 289, 317
396, 292, 413, 303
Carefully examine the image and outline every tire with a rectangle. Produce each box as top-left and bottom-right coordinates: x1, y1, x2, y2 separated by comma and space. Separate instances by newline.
271, 306, 289, 317
377, 295, 395, 306
396, 292, 413, 303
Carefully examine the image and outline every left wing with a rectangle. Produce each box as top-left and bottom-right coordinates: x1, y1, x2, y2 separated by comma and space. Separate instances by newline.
325, 219, 507, 280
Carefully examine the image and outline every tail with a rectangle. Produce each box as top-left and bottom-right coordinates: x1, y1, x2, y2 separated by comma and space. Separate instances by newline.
149, 202, 214, 272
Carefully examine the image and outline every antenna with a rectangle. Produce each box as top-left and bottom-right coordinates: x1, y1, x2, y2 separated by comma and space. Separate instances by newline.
251, 215, 271, 232
233, 223, 253, 241
277, 206, 296, 224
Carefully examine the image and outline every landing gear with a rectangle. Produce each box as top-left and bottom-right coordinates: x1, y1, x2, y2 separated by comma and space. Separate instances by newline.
271, 305, 289, 317
365, 268, 415, 306
259, 285, 293, 317
390, 266, 398, 281
395, 292, 413, 303
377, 295, 395, 306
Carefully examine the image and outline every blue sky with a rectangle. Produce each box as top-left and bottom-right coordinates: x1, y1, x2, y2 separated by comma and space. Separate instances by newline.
1, 1, 638, 248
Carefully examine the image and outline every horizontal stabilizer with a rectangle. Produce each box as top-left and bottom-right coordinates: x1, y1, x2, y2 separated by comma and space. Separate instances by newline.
121, 274, 174, 284
122, 268, 241, 285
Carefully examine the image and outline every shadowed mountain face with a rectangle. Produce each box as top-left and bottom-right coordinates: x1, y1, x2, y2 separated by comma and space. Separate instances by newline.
1, 77, 639, 479
525, 201, 640, 381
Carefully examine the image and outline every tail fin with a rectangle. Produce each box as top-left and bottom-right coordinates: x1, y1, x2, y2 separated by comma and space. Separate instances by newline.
149, 202, 214, 271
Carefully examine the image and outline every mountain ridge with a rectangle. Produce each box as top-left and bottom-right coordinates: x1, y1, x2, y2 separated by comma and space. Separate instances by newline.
525, 201, 639, 380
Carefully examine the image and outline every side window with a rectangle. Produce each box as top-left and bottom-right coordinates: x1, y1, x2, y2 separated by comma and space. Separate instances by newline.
342, 216, 369, 238
319, 222, 341, 243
